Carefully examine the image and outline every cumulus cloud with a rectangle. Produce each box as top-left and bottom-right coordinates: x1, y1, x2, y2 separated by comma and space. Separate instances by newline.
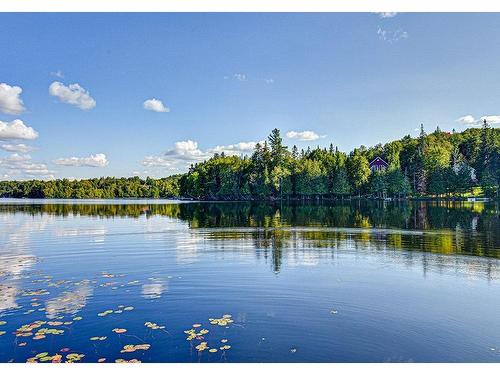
377, 27, 408, 42
164, 140, 209, 162
286, 130, 325, 141
376, 12, 398, 18
143, 98, 170, 113
141, 155, 174, 168
208, 141, 264, 155
456, 115, 476, 125
0, 119, 39, 140
483, 115, 500, 124
0, 83, 26, 115
456, 114, 500, 126
142, 138, 265, 172
49, 81, 96, 110
0, 143, 34, 153
0, 153, 55, 179
53, 153, 108, 167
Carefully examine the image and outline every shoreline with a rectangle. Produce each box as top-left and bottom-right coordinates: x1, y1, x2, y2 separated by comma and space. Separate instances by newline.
0, 196, 495, 203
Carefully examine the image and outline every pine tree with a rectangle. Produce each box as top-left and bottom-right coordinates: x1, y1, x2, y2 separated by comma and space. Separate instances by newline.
415, 124, 428, 195
478, 119, 493, 180
268, 128, 287, 169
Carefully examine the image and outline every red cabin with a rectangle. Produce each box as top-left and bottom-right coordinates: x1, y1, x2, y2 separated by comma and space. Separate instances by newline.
369, 157, 388, 172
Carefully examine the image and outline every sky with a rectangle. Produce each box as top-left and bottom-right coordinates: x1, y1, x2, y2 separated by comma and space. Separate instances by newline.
0, 12, 499, 180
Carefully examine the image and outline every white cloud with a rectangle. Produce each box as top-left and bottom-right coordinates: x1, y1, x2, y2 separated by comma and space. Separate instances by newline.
0, 119, 39, 140
3, 153, 31, 163
286, 130, 325, 141
225, 74, 274, 84
141, 155, 174, 168
53, 153, 108, 167
377, 27, 408, 42
0, 153, 55, 179
456, 114, 500, 126
0, 83, 26, 115
208, 141, 263, 155
0, 143, 34, 153
164, 140, 209, 161
456, 115, 476, 125
49, 81, 96, 110
376, 12, 398, 18
142, 138, 264, 172
143, 98, 170, 113
481, 115, 500, 125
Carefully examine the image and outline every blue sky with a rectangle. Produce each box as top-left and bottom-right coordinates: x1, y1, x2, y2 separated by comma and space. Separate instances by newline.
0, 12, 499, 179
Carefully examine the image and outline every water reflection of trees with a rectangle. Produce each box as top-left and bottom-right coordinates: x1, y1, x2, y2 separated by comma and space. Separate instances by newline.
0, 201, 498, 266
201, 227, 500, 274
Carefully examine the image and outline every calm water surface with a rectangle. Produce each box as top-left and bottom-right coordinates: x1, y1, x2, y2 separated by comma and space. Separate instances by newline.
0, 199, 499, 363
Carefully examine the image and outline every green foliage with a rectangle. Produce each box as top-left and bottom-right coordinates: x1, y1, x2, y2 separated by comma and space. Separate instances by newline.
0, 176, 181, 199
1, 127, 498, 200
294, 159, 328, 196
369, 171, 387, 198
346, 150, 370, 195
330, 168, 351, 196
386, 169, 411, 197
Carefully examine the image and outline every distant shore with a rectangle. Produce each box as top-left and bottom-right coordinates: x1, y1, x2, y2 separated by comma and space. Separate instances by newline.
0, 196, 495, 203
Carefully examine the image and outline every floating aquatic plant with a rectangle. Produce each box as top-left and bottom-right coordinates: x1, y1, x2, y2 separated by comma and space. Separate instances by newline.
195, 342, 209, 352
90, 336, 107, 341
65, 353, 85, 363
120, 344, 151, 353
145, 322, 165, 330
209, 314, 234, 326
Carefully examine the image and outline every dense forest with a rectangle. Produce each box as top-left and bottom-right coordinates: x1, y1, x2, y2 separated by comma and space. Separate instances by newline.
0, 122, 499, 200
0, 176, 181, 199
179, 122, 499, 200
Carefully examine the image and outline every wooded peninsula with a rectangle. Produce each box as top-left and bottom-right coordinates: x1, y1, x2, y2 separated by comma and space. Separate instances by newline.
1, 123, 498, 200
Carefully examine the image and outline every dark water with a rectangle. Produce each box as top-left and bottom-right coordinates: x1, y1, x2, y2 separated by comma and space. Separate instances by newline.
0, 199, 499, 363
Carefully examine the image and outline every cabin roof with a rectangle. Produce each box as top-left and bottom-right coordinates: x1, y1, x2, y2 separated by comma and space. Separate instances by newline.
369, 157, 389, 167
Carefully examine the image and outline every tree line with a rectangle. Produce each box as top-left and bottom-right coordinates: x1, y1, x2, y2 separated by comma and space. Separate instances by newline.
0, 176, 181, 199
179, 123, 499, 200
0, 123, 498, 200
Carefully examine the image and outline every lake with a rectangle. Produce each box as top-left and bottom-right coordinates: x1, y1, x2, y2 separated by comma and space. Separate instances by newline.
0, 199, 499, 363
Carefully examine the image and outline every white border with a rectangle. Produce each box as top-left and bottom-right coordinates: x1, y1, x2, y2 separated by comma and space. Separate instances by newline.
1, 0, 500, 12
1, 363, 499, 374
1, 2, 499, 374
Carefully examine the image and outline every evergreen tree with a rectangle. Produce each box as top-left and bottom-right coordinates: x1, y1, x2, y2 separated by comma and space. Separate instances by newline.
415, 124, 428, 195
